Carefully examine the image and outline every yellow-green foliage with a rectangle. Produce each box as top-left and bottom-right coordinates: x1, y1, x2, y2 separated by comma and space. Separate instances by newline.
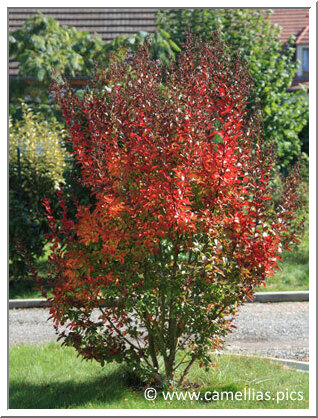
9, 103, 67, 190
9, 103, 69, 279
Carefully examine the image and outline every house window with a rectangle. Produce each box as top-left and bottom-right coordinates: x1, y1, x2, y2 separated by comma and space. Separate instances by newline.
302, 47, 309, 75
297, 45, 309, 77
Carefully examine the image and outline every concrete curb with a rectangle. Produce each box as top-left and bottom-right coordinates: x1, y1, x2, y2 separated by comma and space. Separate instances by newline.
218, 352, 309, 372
9, 299, 47, 309
251, 291, 309, 303
9, 291, 309, 309
267, 357, 309, 372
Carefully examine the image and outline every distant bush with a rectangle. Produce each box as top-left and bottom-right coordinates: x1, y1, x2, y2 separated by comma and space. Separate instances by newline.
9, 103, 68, 280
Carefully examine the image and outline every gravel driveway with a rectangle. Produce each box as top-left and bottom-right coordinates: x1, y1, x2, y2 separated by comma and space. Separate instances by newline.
225, 302, 309, 361
9, 302, 309, 361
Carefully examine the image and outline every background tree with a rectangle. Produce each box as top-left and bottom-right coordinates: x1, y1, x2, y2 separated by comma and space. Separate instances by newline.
9, 13, 179, 113
156, 8, 309, 170
45, 39, 302, 387
9, 13, 105, 105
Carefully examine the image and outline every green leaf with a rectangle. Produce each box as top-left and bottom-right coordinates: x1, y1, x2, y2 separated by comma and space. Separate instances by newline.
214, 134, 224, 144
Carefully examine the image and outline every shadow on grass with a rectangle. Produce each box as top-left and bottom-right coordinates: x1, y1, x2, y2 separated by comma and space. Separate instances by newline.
10, 368, 133, 409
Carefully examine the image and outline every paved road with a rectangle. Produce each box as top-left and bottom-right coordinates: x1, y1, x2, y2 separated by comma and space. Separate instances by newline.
9, 302, 309, 361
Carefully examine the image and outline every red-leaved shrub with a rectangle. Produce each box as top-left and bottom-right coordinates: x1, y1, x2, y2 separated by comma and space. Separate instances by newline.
44, 38, 302, 386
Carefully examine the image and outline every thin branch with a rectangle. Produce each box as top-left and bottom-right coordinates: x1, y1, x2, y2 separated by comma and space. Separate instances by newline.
98, 305, 153, 369
179, 356, 197, 385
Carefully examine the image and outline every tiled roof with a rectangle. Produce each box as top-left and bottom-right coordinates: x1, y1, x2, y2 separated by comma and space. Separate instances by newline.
8, 8, 158, 41
269, 8, 309, 44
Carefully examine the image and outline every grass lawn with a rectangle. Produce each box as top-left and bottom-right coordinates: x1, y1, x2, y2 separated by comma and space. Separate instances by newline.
255, 224, 309, 293
9, 243, 50, 299
10, 343, 309, 409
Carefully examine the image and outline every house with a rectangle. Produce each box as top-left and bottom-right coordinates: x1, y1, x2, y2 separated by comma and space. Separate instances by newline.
8, 7, 309, 89
268, 8, 309, 90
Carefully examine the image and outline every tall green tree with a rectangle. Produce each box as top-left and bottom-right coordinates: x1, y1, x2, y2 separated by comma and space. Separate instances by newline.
9, 13, 106, 108
156, 8, 309, 170
9, 13, 179, 110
